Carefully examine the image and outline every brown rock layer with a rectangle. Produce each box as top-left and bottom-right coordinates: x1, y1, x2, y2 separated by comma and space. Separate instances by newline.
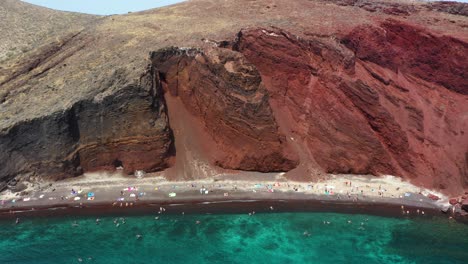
72, 81, 174, 174
151, 47, 298, 172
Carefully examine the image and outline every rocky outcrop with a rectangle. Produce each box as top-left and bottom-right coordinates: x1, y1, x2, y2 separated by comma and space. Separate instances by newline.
0, 110, 82, 182
150, 47, 298, 172
0, 70, 174, 182
231, 22, 468, 193
71, 80, 174, 174
342, 19, 468, 95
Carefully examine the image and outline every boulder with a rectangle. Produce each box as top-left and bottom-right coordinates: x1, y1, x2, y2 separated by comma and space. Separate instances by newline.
428, 194, 440, 201
449, 198, 459, 205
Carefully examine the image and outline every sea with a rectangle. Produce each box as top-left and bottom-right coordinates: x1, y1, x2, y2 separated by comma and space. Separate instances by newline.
0, 212, 467, 264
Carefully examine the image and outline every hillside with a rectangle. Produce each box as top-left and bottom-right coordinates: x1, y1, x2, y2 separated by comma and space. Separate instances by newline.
0, 0, 98, 63
0, 0, 467, 196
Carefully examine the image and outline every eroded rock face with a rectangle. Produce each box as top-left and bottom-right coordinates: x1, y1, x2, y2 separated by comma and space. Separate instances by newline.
231, 23, 468, 193
72, 81, 174, 174
0, 110, 81, 182
0, 72, 174, 182
151, 47, 298, 172
342, 19, 468, 95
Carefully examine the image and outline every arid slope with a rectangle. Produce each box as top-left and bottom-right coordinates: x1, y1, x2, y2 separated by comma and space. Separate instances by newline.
0, 0, 467, 195
0, 0, 99, 63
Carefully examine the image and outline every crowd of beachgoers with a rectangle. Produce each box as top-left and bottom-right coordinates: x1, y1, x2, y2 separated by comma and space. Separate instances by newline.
0, 171, 452, 219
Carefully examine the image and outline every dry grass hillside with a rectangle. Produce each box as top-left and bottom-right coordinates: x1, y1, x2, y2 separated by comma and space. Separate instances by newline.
0, 0, 99, 63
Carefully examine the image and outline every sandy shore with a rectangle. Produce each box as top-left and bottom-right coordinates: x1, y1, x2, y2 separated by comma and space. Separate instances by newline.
0, 171, 456, 221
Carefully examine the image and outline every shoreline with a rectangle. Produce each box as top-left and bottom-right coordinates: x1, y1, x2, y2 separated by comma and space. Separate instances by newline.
1, 172, 464, 223
0, 190, 456, 222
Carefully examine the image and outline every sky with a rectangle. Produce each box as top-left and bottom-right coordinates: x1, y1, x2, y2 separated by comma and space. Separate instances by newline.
21, 0, 468, 15
22, 0, 186, 15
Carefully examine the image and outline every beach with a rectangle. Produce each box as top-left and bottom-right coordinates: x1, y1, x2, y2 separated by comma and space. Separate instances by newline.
0, 171, 459, 221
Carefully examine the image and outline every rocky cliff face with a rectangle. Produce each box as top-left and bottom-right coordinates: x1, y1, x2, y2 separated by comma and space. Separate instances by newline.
151, 47, 298, 173
230, 22, 467, 194
0, 71, 173, 182
0, 0, 467, 195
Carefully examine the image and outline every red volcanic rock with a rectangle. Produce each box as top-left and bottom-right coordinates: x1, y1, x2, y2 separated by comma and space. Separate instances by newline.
232, 24, 468, 193
342, 19, 468, 95
150, 47, 298, 172
449, 198, 459, 205
428, 194, 441, 201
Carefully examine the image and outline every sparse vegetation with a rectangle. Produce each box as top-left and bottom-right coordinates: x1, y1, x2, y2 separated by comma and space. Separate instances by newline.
0, 0, 99, 62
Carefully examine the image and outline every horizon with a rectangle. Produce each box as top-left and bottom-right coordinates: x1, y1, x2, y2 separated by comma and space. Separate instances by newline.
20, 0, 468, 15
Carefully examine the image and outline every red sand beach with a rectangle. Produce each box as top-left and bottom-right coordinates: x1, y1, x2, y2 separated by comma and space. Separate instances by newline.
1, 171, 463, 222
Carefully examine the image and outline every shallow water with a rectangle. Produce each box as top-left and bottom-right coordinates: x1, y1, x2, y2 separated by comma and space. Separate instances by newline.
0, 212, 467, 264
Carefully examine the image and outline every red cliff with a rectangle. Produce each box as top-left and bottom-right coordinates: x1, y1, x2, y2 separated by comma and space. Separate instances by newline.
0, 0, 467, 195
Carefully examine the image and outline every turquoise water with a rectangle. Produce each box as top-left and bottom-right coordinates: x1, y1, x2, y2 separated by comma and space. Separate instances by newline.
1, 212, 467, 264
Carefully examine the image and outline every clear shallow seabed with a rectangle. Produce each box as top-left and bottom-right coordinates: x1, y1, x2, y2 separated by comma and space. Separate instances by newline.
1, 212, 467, 264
